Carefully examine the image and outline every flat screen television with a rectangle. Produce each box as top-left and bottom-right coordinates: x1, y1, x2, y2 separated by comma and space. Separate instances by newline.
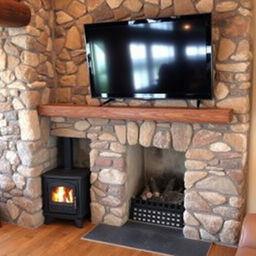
84, 13, 212, 100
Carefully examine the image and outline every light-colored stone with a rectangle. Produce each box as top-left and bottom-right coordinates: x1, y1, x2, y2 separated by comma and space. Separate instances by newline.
106, 0, 123, 9
24, 178, 42, 199
231, 40, 251, 61
0, 175, 15, 191
184, 171, 208, 189
90, 173, 98, 184
127, 122, 139, 145
101, 195, 121, 207
99, 133, 117, 141
17, 165, 44, 177
220, 220, 241, 244
172, 123, 192, 151
59, 75, 76, 87
217, 96, 249, 114
213, 206, 240, 219
229, 197, 244, 208
183, 226, 200, 240
12, 173, 25, 190
74, 120, 90, 131
196, 0, 213, 13
17, 211, 44, 228
216, 1, 238, 12
210, 142, 231, 152
104, 214, 125, 226
110, 142, 126, 153
18, 110, 41, 141
91, 202, 105, 223
65, 26, 82, 50
153, 130, 171, 149
174, 0, 195, 14
20, 91, 41, 109
186, 149, 214, 160
123, 0, 143, 12
90, 149, 98, 168
99, 168, 126, 185
0, 158, 11, 175
194, 213, 223, 234
224, 133, 247, 152
21, 51, 39, 67
196, 176, 238, 195
200, 229, 218, 241
110, 203, 128, 217
215, 82, 229, 100
185, 160, 207, 170
185, 191, 211, 212
154, 100, 187, 107
6, 200, 20, 220
6, 151, 20, 165
51, 128, 85, 138
199, 192, 226, 205
13, 197, 42, 213
216, 62, 249, 72
67, 1, 86, 18
184, 211, 199, 226
87, 0, 104, 12
0, 49, 6, 70
139, 121, 156, 147
15, 65, 38, 82
100, 152, 122, 158
1, 70, 15, 84
114, 125, 126, 145
160, 0, 173, 9
56, 11, 73, 24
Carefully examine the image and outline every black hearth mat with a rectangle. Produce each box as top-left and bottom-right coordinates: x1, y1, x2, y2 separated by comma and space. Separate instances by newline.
82, 221, 210, 256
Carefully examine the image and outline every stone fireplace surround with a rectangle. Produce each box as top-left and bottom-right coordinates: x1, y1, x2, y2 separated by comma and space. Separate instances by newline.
49, 116, 247, 244
0, 0, 252, 247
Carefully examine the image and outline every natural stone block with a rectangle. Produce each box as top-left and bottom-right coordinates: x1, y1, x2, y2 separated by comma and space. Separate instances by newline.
153, 130, 171, 149
113, 158, 126, 169
15, 65, 37, 82
172, 123, 192, 152
101, 195, 121, 207
90, 149, 98, 168
185, 191, 211, 212
24, 178, 42, 199
210, 142, 231, 152
199, 192, 226, 205
184, 211, 199, 226
174, 0, 195, 14
193, 130, 221, 148
106, 0, 123, 9
223, 133, 247, 152
0, 174, 15, 191
218, 38, 236, 61
87, 0, 104, 12
99, 169, 126, 185
12, 173, 25, 190
144, 3, 160, 17
160, 0, 173, 9
65, 26, 82, 50
6, 151, 20, 165
91, 141, 109, 150
216, 1, 238, 12
13, 197, 42, 213
99, 133, 117, 142
229, 197, 244, 208
200, 229, 218, 242
56, 11, 73, 24
114, 125, 126, 145
20, 91, 41, 109
216, 62, 249, 72
59, 75, 76, 87
220, 220, 240, 244
186, 149, 214, 160
7, 200, 20, 220
104, 214, 126, 226
74, 120, 90, 131
17, 211, 44, 228
51, 128, 85, 138
123, 0, 143, 12
154, 100, 187, 107
0, 158, 12, 175
185, 160, 207, 170
127, 121, 139, 145
110, 203, 128, 217
139, 121, 156, 147
217, 96, 249, 114
214, 82, 229, 100
21, 51, 39, 67
194, 213, 223, 234
213, 206, 240, 219
220, 158, 242, 170
95, 157, 112, 167
196, 0, 213, 13
110, 142, 126, 153
18, 110, 41, 141
90, 2, 114, 21
231, 40, 250, 61
184, 171, 207, 189
196, 176, 238, 195
183, 226, 200, 240
0, 103, 12, 112
90, 202, 105, 224
17, 165, 44, 177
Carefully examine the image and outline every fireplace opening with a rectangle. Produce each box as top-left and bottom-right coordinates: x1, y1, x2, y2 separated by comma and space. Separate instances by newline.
128, 145, 185, 228
42, 137, 91, 228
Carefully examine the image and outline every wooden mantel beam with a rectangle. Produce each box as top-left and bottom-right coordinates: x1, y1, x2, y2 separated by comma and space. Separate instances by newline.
0, 0, 31, 27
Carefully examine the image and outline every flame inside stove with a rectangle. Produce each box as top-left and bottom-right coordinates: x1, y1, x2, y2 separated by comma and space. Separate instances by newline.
51, 186, 74, 203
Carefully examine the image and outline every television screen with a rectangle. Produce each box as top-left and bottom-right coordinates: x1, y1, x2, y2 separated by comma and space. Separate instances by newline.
84, 13, 212, 100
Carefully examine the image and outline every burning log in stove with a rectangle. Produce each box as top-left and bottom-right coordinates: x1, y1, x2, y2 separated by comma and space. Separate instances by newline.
140, 174, 184, 204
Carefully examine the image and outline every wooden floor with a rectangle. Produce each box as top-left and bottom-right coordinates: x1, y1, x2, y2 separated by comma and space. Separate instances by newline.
0, 221, 237, 256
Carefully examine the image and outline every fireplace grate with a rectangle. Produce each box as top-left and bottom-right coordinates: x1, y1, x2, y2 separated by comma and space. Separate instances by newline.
130, 197, 184, 228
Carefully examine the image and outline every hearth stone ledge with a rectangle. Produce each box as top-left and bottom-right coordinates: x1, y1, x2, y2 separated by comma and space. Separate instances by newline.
48, 116, 247, 245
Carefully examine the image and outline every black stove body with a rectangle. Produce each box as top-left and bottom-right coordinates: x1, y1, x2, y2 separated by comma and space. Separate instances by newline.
42, 138, 90, 227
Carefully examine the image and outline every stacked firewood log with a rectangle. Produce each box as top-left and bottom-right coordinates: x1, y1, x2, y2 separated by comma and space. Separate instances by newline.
140, 175, 184, 204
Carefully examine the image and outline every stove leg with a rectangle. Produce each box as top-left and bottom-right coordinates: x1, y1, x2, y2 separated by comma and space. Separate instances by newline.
44, 216, 54, 225
74, 218, 83, 228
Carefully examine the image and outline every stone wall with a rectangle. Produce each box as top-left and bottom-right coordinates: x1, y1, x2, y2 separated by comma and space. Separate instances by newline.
0, 0, 57, 227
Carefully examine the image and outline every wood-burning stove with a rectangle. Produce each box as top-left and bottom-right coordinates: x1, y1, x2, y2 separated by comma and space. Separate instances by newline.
42, 138, 90, 227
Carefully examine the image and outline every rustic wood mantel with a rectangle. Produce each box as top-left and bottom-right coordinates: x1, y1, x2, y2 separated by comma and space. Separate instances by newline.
0, 0, 31, 27
38, 104, 233, 124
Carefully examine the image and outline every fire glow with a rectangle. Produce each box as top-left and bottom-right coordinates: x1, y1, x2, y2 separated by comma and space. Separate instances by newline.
52, 186, 74, 203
